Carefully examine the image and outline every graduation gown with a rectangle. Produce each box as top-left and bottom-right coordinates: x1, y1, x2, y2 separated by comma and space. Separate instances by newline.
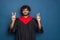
8, 16, 43, 40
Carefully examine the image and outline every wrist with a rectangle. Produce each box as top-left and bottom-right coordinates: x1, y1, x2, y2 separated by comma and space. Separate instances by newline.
37, 20, 40, 23
38, 21, 41, 24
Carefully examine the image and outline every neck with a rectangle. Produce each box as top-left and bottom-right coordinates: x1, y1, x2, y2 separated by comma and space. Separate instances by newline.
23, 15, 29, 18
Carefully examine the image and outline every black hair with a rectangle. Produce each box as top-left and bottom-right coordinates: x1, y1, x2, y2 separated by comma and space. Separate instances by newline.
20, 5, 31, 15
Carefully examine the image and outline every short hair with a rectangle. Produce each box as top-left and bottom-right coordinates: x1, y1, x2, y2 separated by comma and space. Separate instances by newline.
20, 5, 31, 13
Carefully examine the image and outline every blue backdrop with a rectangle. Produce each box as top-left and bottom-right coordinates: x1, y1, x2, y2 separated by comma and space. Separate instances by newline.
0, 0, 60, 40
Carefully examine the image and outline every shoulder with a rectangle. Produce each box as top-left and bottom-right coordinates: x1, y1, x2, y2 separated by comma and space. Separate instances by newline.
16, 18, 19, 20
15, 18, 20, 22
33, 18, 36, 20
32, 18, 37, 21
15, 18, 19, 21
32, 18, 38, 23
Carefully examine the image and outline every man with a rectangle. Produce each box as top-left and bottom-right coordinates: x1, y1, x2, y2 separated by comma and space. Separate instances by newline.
8, 5, 43, 40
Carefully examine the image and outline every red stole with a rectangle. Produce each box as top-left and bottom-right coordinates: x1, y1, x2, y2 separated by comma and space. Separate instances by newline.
19, 16, 33, 24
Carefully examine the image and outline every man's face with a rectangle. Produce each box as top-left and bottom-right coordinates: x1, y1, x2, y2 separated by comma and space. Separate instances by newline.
22, 8, 29, 16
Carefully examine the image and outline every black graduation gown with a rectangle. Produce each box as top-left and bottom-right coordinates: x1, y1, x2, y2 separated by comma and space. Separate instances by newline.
8, 16, 43, 40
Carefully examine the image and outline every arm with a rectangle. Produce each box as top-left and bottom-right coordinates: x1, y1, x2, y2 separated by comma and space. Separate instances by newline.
33, 13, 44, 33
36, 14, 42, 29
10, 12, 16, 29
37, 21, 42, 30
33, 18, 43, 33
10, 20, 15, 30
37, 21, 43, 33
8, 12, 17, 33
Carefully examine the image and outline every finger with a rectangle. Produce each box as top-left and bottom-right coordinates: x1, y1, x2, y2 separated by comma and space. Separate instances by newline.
12, 12, 16, 16
12, 12, 13, 16
37, 15, 40, 18
37, 12, 40, 16
14, 12, 16, 16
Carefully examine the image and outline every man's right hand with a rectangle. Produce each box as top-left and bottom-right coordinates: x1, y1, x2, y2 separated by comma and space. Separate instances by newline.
10, 12, 16, 29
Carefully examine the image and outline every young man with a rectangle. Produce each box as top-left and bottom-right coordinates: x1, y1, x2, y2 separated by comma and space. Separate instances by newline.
8, 5, 43, 40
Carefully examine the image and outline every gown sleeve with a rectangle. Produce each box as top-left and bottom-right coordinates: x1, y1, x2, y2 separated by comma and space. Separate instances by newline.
8, 18, 18, 34
33, 18, 44, 33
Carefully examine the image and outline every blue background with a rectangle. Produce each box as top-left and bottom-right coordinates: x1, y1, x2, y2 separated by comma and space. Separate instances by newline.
0, 0, 60, 40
